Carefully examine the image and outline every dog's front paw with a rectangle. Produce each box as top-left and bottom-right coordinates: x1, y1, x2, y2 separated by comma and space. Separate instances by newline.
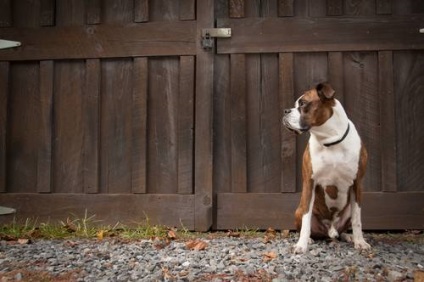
293, 242, 308, 254
354, 239, 371, 250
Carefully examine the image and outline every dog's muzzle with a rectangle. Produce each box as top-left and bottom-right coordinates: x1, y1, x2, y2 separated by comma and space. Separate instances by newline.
282, 109, 309, 135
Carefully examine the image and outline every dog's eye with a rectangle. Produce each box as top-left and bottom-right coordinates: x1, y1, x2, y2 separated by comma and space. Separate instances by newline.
298, 100, 307, 107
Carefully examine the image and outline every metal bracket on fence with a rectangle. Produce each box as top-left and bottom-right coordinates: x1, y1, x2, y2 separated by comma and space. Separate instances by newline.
0, 39, 21, 50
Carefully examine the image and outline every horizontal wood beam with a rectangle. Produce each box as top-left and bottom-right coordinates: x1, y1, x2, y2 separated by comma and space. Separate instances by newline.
0, 194, 194, 229
0, 21, 196, 61
217, 16, 424, 54
216, 192, 424, 230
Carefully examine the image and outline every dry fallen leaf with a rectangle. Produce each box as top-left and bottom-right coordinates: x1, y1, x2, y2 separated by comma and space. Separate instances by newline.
265, 227, 277, 235
62, 218, 77, 233
186, 240, 208, 251
263, 227, 277, 243
97, 230, 105, 240
414, 271, 424, 282
17, 238, 30, 245
262, 251, 277, 262
281, 229, 290, 238
167, 229, 177, 240
227, 230, 241, 238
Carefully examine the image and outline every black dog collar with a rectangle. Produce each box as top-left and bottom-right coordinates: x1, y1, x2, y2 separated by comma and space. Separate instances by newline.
323, 123, 350, 147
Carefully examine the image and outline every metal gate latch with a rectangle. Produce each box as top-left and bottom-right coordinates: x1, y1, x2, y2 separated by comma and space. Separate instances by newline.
201, 28, 231, 50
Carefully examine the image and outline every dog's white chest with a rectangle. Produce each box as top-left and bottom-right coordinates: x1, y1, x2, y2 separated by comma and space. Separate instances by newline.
310, 145, 359, 188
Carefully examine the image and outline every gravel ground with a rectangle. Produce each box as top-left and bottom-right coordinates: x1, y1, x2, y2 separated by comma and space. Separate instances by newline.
0, 233, 423, 281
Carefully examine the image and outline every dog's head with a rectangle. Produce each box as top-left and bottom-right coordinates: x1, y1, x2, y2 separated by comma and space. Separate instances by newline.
282, 82, 336, 134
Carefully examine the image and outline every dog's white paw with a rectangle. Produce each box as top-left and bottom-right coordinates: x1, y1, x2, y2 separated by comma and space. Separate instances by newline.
354, 238, 371, 250
293, 242, 308, 254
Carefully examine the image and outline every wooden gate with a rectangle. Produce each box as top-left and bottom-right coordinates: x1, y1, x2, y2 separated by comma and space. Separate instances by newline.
0, 0, 215, 231
213, 0, 424, 230
0, 0, 423, 231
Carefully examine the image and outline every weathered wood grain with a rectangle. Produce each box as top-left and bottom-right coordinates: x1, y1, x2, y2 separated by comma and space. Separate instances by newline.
178, 56, 195, 194
195, 0, 214, 231
328, 52, 345, 104
279, 53, 296, 193
377, 0, 392, 15
40, 0, 55, 26
147, 58, 179, 194
278, 0, 294, 17
217, 16, 424, 54
378, 51, 397, 192
84, 59, 100, 194
0, 62, 8, 192
100, 59, 133, 194
134, 0, 149, 22
37, 61, 53, 193
0, 194, 195, 229
86, 0, 101, 24
179, 0, 196, 20
229, 0, 245, 18
0, 0, 11, 27
394, 51, 424, 192
216, 192, 424, 230
343, 52, 381, 192
213, 55, 231, 194
230, 54, 247, 193
8, 64, 39, 193
53, 61, 85, 193
131, 57, 148, 194
0, 22, 196, 60
247, 54, 281, 193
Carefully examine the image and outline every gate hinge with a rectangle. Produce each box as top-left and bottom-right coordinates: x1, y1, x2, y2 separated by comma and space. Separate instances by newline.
201, 28, 231, 50
0, 39, 21, 50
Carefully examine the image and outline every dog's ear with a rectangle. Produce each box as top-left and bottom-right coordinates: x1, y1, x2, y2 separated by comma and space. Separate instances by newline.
316, 82, 335, 100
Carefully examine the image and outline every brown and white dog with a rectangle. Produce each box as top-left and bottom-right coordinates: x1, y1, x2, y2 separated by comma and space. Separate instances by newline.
282, 82, 370, 254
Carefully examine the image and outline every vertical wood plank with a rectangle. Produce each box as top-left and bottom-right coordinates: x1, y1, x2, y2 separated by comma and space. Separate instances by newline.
195, 0, 214, 231
131, 57, 147, 194
278, 0, 294, 17
134, 0, 149, 22
229, 0, 245, 18
147, 58, 179, 194
327, 0, 343, 16
53, 61, 85, 193
345, 0, 375, 16
86, 0, 101, 24
343, 52, 381, 192
294, 0, 308, 17
40, 0, 55, 26
8, 63, 39, 192
0, 0, 12, 27
279, 53, 296, 193
179, 0, 195, 20
84, 59, 100, 194
252, 54, 281, 193
230, 54, 247, 193
328, 52, 344, 104
56, 0, 85, 26
103, 0, 134, 23
178, 56, 195, 194
213, 55, 231, 194
376, 0, 392, 15
309, 0, 326, 17
101, 59, 133, 194
378, 51, 396, 192
37, 61, 53, 193
0, 62, 9, 192
394, 51, 424, 191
